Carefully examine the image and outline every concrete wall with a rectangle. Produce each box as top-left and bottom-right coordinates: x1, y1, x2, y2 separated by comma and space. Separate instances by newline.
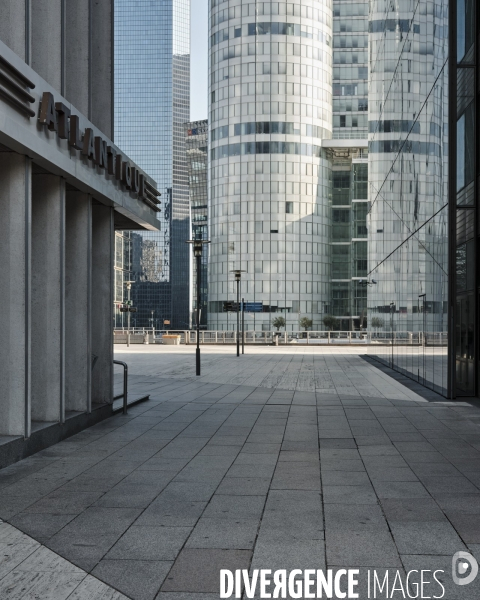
91, 0, 113, 137
31, 174, 65, 423
31, 0, 63, 92
0, 153, 31, 437
0, 0, 28, 62
91, 204, 114, 405
65, 0, 89, 117
65, 192, 91, 413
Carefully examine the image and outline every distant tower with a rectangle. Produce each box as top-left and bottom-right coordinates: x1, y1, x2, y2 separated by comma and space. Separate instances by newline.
114, 0, 191, 329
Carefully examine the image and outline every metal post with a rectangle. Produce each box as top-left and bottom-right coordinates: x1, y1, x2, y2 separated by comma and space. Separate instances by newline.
236, 278, 240, 357
113, 360, 128, 415
196, 252, 201, 376
242, 297, 245, 354
127, 283, 131, 347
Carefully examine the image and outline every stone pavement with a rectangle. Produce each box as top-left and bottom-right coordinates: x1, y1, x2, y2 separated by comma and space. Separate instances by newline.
0, 346, 479, 599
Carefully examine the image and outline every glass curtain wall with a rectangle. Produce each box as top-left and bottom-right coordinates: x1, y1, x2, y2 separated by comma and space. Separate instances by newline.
186, 121, 209, 327
332, 0, 369, 140
452, 0, 476, 396
113, 232, 133, 327
208, 0, 333, 331
366, 0, 449, 396
114, 0, 190, 329
330, 150, 369, 330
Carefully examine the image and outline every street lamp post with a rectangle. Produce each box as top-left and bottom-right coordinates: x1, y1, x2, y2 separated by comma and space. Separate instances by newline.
125, 281, 135, 347
231, 270, 246, 357
419, 294, 426, 383
186, 238, 210, 376
390, 302, 395, 368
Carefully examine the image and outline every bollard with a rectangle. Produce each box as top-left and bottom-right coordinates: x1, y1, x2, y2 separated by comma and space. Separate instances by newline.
144, 332, 149, 345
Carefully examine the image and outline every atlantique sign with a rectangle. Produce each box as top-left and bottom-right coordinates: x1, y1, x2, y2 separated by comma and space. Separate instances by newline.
38, 92, 160, 211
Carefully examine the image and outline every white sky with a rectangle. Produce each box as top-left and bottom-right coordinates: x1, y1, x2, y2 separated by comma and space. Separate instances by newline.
190, 0, 208, 121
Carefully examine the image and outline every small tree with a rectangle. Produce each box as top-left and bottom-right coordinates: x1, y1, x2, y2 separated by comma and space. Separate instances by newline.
272, 316, 286, 331
323, 314, 339, 331
371, 317, 384, 330
300, 317, 313, 331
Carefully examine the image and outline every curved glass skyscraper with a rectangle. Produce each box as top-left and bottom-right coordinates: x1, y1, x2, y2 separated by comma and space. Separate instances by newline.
208, 0, 333, 330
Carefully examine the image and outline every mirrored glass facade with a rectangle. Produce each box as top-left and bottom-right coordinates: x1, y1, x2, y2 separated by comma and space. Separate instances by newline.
114, 0, 190, 329
208, 0, 333, 331
366, 0, 449, 396
186, 121, 209, 327
451, 0, 476, 396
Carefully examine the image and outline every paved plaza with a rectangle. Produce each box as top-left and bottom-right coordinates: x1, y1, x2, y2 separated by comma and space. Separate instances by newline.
0, 346, 480, 599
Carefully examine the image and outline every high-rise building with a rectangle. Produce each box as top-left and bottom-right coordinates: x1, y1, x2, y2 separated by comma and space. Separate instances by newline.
208, 0, 333, 331
366, 0, 449, 395
186, 121, 209, 328
114, 0, 191, 329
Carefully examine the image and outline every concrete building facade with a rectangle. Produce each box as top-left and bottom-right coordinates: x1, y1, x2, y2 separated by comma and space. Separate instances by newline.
0, 1, 160, 465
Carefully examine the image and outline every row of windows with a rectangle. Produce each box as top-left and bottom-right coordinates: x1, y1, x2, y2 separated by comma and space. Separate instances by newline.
210, 101, 330, 123
334, 114, 368, 128
208, 279, 327, 297
369, 140, 443, 156
333, 35, 367, 49
212, 180, 323, 198
333, 98, 368, 112
210, 201, 326, 218
210, 41, 331, 65
211, 81, 331, 103
210, 2, 332, 25
211, 240, 327, 257
208, 300, 327, 314
211, 141, 330, 160
212, 160, 330, 178
210, 22, 331, 48
333, 82, 367, 96
212, 60, 330, 82
212, 220, 326, 236
333, 3, 368, 18
211, 260, 326, 276
212, 121, 329, 141
369, 119, 443, 137
334, 51, 367, 64
333, 66, 367, 81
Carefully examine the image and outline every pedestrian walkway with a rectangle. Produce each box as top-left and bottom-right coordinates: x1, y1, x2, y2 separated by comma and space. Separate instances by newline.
0, 347, 479, 599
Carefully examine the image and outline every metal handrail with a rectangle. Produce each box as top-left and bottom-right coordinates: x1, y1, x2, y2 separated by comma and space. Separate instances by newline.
113, 360, 128, 415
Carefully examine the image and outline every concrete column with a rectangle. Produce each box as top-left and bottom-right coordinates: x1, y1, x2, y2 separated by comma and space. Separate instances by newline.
0, 153, 31, 437
65, 192, 91, 413
0, 0, 28, 62
91, 205, 113, 405
91, 0, 113, 136
65, 0, 89, 117
31, 174, 65, 423
31, 0, 63, 92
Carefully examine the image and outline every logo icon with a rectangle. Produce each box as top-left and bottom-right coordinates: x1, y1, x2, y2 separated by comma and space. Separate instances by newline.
452, 551, 478, 586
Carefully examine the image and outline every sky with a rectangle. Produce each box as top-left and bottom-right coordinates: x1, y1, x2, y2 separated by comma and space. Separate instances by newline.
190, 0, 209, 122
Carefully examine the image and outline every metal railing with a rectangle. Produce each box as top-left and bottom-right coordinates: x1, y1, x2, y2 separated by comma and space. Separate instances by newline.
113, 360, 128, 415
114, 328, 448, 346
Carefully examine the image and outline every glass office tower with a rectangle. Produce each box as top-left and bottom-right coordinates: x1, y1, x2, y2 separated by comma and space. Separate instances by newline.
114, 0, 190, 329
186, 121, 209, 328
208, 0, 333, 331
366, 0, 449, 395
